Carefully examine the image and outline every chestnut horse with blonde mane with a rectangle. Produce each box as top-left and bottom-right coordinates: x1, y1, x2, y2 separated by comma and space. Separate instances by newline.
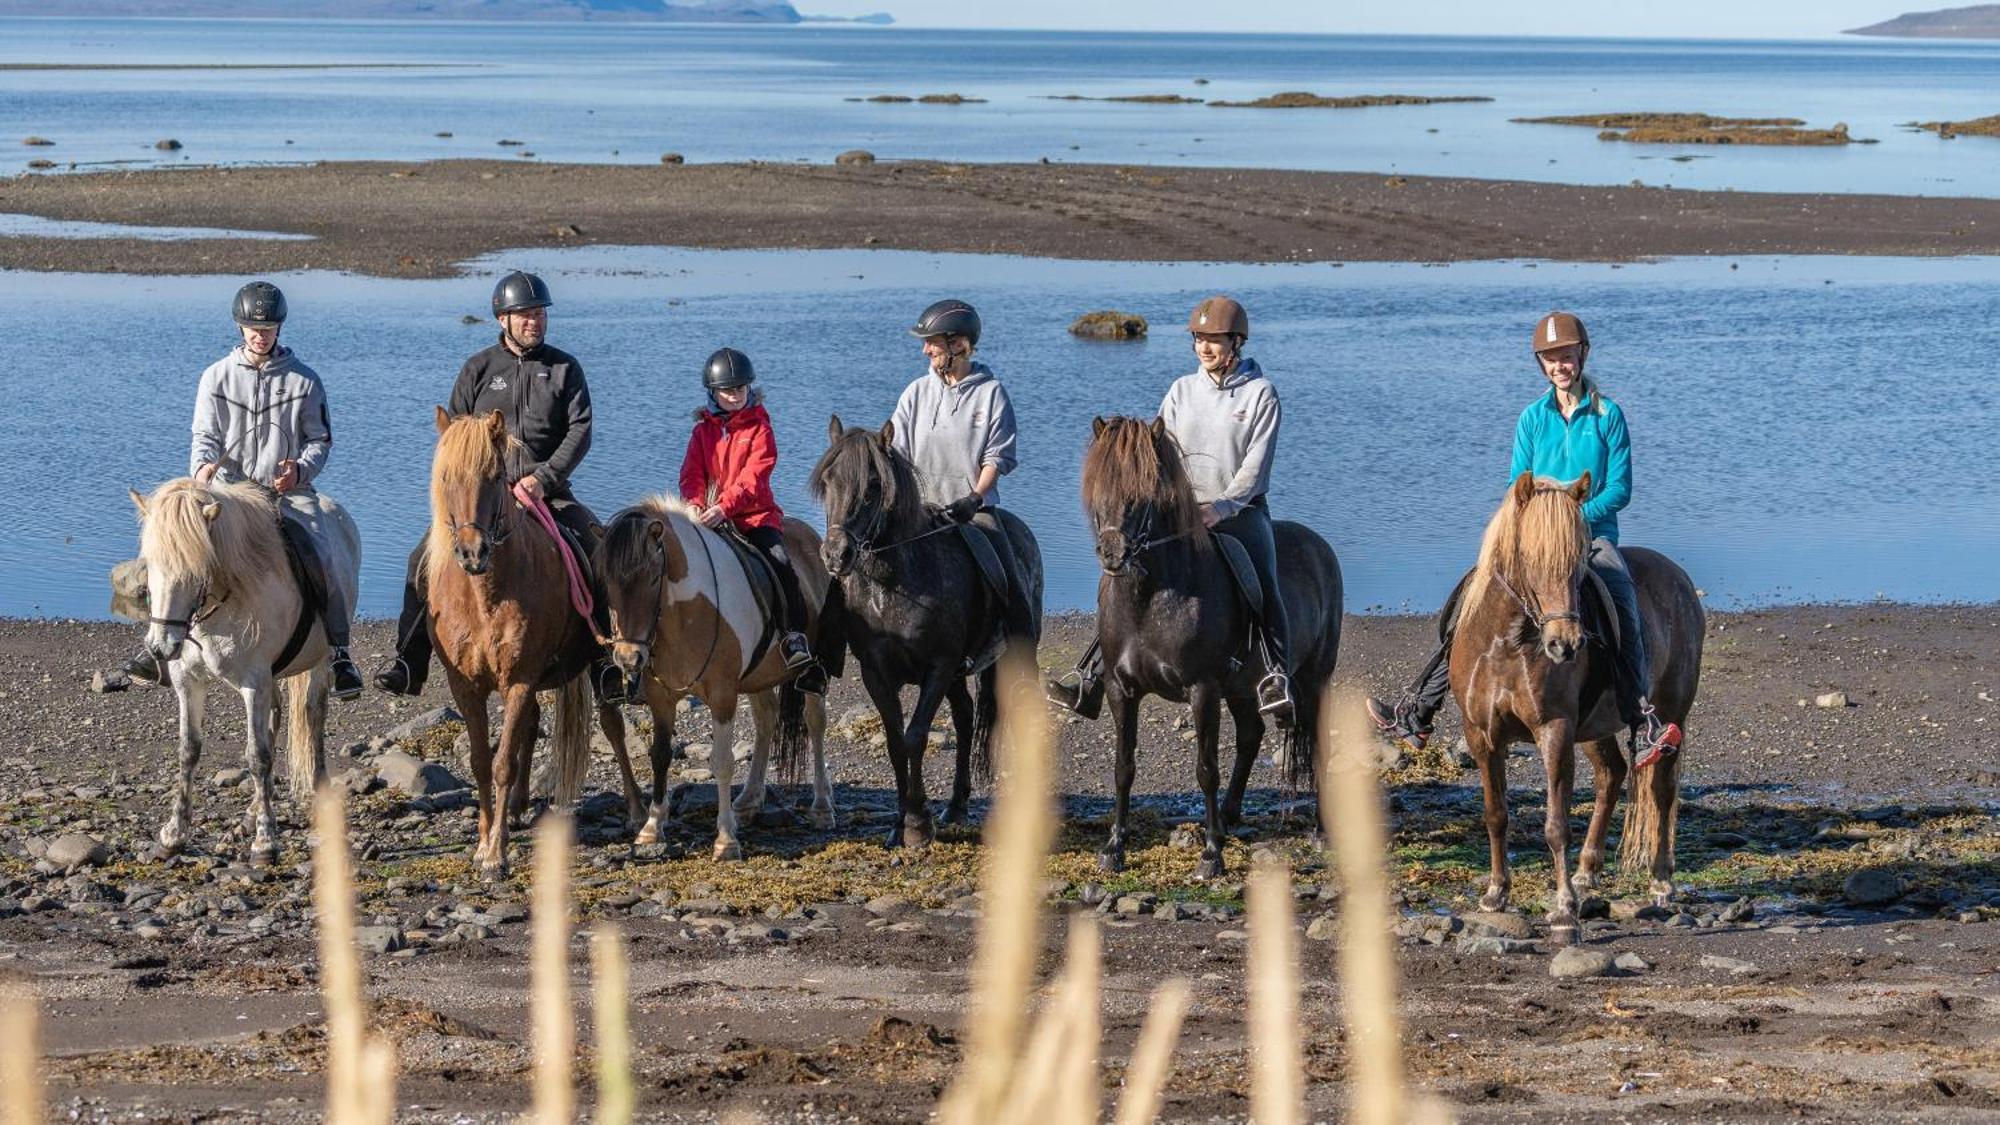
1453, 471, 1702, 945
426, 408, 640, 878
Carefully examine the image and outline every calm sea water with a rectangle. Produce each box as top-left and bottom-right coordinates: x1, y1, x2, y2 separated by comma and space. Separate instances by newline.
4, 249, 1998, 619
6, 19, 2000, 195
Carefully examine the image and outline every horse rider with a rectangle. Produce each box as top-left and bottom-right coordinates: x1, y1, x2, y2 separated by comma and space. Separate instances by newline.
120, 281, 364, 699
679, 347, 826, 694
372, 270, 624, 702
1367, 311, 1682, 768
1047, 295, 1294, 724
889, 298, 1039, 645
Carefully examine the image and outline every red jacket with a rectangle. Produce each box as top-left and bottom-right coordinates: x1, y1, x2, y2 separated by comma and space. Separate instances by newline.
680, 402, 783, 530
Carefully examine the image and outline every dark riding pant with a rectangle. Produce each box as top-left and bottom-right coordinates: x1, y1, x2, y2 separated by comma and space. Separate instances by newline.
971, 508, 1040, 644
742, 525, 810, 640
1212, 497, 1290, 678
389, 495, 602, 693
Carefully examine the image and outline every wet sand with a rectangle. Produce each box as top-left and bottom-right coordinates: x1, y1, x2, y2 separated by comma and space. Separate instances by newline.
6, 159, 2000, 277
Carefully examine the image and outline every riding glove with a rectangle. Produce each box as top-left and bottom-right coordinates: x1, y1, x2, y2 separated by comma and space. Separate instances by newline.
943, 493, 983, 523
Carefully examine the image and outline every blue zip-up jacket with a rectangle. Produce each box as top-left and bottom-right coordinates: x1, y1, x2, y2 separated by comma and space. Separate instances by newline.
1509, 380, 1631, 544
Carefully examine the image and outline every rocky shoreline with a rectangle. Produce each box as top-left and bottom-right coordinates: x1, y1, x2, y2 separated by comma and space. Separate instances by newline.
8, 159, 2000, 278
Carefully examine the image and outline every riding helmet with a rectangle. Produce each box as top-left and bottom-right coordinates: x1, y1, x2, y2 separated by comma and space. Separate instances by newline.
908, 298, 981, 347
703, 347, 756, 390
1533, 311, 1589, 355
232, 281, 287, 328
1187, 295, 1249, 339
491, 270, 553, 317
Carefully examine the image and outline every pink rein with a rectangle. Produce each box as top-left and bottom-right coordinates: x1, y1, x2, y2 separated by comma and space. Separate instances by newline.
512, 481, 597, 629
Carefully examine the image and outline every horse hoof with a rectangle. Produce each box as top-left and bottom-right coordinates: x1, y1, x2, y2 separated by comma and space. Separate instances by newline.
1547, 919, 1579, 947
1571, 871, 1598, 893
713, 840, 743, 862
939, 803, 969, 827
480, 862, 509, 884
809, 807, 837, 831
1479, 890, 1509, 913
1098, 850, 1125, 874
156, 830, 185, 856
1196, 856, 1224, 881
248, 846, 277, 869
634, 826, 660, 847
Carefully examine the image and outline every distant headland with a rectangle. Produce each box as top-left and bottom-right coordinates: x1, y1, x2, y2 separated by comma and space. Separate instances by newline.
1846, 4, 2000, 38
0, 0, 894, 23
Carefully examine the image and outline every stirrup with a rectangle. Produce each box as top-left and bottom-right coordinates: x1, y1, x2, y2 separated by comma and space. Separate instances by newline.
1045, 669, 1103, 720
1255, 670, 1295, 720
328, 648, 363, 701
594, 664, 630, 706
1631, 716, 1683, 770
122, 648, 169, 688
780, 633, 814, 670
372, 658, 418, 697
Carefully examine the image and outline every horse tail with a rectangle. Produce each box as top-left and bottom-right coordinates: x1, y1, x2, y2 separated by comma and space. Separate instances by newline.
1284, 685, 1318, 794
1620, 745, 1682, 877
971, 663, 999, 789
283, 666, 327, 809
776, 683, 809, 782
549, 674, 592, 808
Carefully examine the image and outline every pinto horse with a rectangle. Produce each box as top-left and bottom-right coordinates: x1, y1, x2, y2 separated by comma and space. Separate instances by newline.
1452, 471, 1703, 945
130, 478, 358, 864
811, 415, 1044, 849
426, 408, 639, 878
595, 496, 835, 860
1081, 416, 1343, 879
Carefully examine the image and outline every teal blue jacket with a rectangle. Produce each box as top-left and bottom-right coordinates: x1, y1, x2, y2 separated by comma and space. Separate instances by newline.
1509, 380, 1631, 544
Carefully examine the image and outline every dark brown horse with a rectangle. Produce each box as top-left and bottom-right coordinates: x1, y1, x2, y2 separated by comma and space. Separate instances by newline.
1081, 416, 1343, 879
1452, 471, 1703, 944
425, 408, 640, 878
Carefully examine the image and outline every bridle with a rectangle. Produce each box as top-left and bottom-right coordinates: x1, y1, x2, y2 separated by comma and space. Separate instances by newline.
604, 514, 723, 694
827, 483, 954, 574
447, 476, 513, 548
1099, 501, 1199, 577
148, 581, 225, 634
1487, 485, 1590, 637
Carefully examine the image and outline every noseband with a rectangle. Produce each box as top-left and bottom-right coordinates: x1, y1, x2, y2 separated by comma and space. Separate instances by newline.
148, 581, 224, 632
1100, 503, 1197, 576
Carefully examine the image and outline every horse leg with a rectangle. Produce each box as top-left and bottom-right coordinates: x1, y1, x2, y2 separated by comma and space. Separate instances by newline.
235, 675, 281, 866
860, 665, 913, 849
455, 681, 496, 868
158, 670, 207, 856
1192, 685, 1227, 880
634, 684, 676, 846
709, 695, 745, 861
1222, 693, 1264, 828
806, 693, 836, 830
485, 684, 538, 880
1467, 725, 1513, 912
898, 671, 953, 850
1099, 687, 1140, 873
1539, 719, 1581, 946
599, 698, 643, 826
732, 692, 775, 815
940, 677, 976, 826
1574, 736, 1625, 894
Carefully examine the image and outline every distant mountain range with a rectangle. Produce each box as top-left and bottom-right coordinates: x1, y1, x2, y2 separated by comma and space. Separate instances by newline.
0, 0, 893, 23
1846, 4, 2000, 37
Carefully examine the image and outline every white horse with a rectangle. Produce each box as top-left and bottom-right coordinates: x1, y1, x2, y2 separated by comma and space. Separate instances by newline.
595, 496, 835, 860
130, 478, 361, 864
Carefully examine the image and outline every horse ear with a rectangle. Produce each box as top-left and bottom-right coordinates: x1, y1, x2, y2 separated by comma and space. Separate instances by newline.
1569, 472, 1592, 503
434, 405, 452, 435
1091, 416, 1107, 438
485, 411, 506, 437
879, 419, 894, 444
200, 501, 221, 523
1511, 471, 1536, 507
646, 518, 665, 543
129, 488, 148, 522
827, 414, 844, 444
1149, 416, 1166, 439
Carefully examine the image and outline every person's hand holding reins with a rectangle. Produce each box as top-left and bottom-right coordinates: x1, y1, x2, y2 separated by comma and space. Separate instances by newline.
194, 462, 221, 486
1200, 503, 1223, 529
272, 459, 299, 494
514, 473, 545, 504
699, 504, 729, 529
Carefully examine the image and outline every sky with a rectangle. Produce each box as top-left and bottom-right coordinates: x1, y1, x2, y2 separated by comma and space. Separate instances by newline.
808, 1, 1937, 38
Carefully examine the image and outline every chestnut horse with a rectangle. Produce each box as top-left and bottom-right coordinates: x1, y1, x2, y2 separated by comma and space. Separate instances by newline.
1453, 471, 1702, 945
426, 408, 639, 878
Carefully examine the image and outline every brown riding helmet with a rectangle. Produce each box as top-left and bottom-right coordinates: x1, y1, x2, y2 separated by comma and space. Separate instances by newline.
1533, 311, 1589, 355
1188, 295, 1249, 339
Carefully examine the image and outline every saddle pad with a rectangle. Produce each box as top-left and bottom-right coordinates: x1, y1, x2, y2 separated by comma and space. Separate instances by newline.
1211, 531, 1265, 618
1583, 568, 1621, 652
715, 530, 781, 672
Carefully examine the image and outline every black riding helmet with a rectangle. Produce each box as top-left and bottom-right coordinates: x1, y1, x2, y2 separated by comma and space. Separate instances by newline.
233, 281, 287, 328
491, 270, 553, 317
703, 347, 756, 390
908, 298, 981, 347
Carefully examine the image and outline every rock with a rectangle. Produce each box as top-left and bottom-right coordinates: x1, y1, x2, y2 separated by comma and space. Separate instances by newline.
155, 138, 182, 150
1700, 954, 1758, 975
1719, 896, 1756, 923
384, 706, 461, 745
109, 557, 150, 621
1167, 823, 1204, 850
45, 833, 110, 870
660, 152, 685, 164
1704, 831, 1750, 848
375, 749, 467, 798
1068, 311, 1148, 340
356, 925, 405, 954
1815, 691, 1851, 709
1577, 896, 1610, 920
551, 223, 582, 239
834, 149, 876, 165
1456, 935, 1537, 956
212, 768, 248, 789
1461, 911, 1534, 940
1843, 868, 1904, 906
1114, 893, 1158, 917
1393, 914, 1462, 945
1305, 914, 1338, 941
1549, 946, 1618, 978
1613, 952, 1651, 973
1154, 901, 1195, 923
88, 669, 130, 693
22, 136, 53, 145
863, 894, 912, 917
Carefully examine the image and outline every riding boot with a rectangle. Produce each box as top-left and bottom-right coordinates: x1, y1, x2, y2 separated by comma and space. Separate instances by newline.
373, 540, 432, 697
121, 645, 168, 688
1045, 639, 1105, 719
1366, 568, 1472, 751
1253, 625, 1295, 726
328, 649, 363, 701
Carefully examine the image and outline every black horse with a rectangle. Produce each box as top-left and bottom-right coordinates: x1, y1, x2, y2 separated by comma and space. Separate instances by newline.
1082, 416, 1343, 879
811, 415, 1045, 849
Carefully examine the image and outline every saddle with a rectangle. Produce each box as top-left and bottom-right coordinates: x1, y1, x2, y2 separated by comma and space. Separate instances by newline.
273, 514, 331, 674
1210, 531, 1266, 618
1582, 567, 1621, 653
715, 528, 785, 673
953, 523, 1013, 608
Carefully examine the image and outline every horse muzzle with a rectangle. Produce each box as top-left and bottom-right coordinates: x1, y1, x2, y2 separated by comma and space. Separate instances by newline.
821, 541, 855, 579
455, 542, 491, 575
1541, 636, 1578, 664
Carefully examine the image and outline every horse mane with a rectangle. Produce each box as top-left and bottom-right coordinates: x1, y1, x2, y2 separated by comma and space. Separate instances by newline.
1080, 417, 1208, 550
138, 478, 283, 596
1462, 476, 1591, 623
809, 425, 926, 533
601, 493, 703, 576
425, 412, 528, 586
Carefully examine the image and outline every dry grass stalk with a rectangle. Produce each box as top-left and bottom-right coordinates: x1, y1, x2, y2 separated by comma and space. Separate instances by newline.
312, 786, 392, 1125
1247, 856, 1303, 1125
0, 980, 41, 1125
592, 926, 635, 1125
1003, 914, 1102, 1125
938, 653, 1056, 1125
531, 811, 576, 1125
1113, 978, 1190, 1125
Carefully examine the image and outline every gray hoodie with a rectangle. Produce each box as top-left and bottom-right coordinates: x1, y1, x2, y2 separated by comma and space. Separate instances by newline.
1158, 356, 1279, 519
189, 345, 332, 489
889, 361, 1018, 508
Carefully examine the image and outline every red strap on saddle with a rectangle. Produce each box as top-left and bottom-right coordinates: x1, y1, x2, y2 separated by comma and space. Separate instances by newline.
512, 481, 597, 629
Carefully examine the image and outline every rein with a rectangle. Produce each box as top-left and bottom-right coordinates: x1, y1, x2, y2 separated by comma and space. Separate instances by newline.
605, 514, 723, 695
512, 481, 598, 636
1103, 503, 1200, 575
